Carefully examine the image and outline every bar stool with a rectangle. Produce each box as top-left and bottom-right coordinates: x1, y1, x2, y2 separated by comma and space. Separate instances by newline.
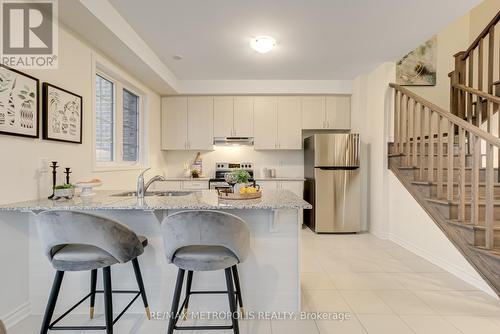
36, 211, 151, 334
161, 210, 250, 334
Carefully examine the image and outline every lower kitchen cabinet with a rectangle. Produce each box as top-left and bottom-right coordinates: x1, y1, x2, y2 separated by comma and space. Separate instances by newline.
151, 180, 209, 191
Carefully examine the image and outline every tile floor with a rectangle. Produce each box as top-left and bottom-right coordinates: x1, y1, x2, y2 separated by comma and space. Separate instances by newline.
10, 228, 500, 333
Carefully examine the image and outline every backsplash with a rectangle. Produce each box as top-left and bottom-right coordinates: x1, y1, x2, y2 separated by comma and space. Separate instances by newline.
160, 146, 304, 178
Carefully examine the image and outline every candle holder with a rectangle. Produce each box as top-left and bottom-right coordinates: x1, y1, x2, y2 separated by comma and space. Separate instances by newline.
64, 167, 72, 184
48, 161, 59, 199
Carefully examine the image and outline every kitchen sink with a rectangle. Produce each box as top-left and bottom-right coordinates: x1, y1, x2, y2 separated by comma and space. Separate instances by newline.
111, 191, 193, 197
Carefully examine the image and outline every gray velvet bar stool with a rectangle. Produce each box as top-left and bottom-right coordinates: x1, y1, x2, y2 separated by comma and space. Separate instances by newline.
36, 211, 151, 334
161, 210, 250, 334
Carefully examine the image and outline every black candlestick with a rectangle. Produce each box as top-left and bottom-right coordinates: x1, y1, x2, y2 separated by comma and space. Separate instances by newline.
48, 161, 59, 199
64, 168, 72, 184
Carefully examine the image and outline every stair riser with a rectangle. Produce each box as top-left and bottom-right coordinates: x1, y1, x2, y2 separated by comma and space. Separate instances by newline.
408, 169, 500, 183
436, 203, 500, 221
414, 155, 472, 167
474, 230, 500, 248
391, 143, 457, 155
414, 184, 500, 199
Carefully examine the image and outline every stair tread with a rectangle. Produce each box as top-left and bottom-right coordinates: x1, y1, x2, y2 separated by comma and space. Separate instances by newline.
411, 181, 500, 186
427, 198, 500, 205
448, 219, 500, 228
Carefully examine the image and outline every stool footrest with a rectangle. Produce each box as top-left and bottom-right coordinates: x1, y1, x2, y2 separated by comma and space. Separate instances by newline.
49, 290, 141, 331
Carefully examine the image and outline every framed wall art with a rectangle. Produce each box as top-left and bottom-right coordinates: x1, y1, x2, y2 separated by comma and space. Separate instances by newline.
42, 82, 83, 143
0, 65, 40, 138
396, 36, 437, 86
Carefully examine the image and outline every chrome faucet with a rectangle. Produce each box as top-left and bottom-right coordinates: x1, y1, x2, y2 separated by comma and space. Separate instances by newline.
137, 168, 167, 198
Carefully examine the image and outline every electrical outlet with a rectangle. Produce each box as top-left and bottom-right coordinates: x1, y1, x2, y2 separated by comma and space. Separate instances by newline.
39, 158, 49, 173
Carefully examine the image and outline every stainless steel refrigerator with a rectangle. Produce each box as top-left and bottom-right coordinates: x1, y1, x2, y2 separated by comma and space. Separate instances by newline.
304, 134, 361, 233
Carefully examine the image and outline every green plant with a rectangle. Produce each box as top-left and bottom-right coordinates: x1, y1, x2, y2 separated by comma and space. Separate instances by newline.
233, 170, 251, 184
54, 183, 73, 190
191, 169, 200, 178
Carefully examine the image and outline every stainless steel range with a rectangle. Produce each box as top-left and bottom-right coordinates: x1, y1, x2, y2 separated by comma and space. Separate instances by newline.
209, 162, 255, 190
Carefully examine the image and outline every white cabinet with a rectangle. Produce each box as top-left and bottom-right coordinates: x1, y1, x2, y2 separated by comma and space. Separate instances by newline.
326, 96, 351, 129
213, 97, 233, 138
214, 96, 254, 137
254, 97, 278, 150
256, 180, 279, 192
152, 181, 182, 191
182, 180, 209, 190
187, 97, 214, 150
162, 97, 188, 150
301, 95, 351, 130
277, 97, 302, 149
254, 96, 302, 150
234, 96, 253, 137
162, 96, 214, 150
302, 96, 325, 129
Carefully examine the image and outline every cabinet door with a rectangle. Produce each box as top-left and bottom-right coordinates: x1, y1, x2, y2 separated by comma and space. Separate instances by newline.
152, 181, 182, 191
187, 96, 214, 150
277, 96, 302, 149
326, 96, 351, 129
234, 96, 254, 137
302, 96, 325, 129
253, 96, 278, 150
256, 180, 279, 192
162, 97, 188, 150
182, 180, 209, 190
214, 96, 234, 137
280, 181, 304, 198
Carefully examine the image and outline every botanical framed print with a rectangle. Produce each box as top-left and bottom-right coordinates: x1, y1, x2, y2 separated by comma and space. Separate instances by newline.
396, 36, 437, 86
42, 83, 83, 143
0, 65, 40, 138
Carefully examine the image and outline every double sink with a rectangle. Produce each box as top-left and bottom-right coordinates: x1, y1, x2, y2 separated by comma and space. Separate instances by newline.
111, 191, 193, 197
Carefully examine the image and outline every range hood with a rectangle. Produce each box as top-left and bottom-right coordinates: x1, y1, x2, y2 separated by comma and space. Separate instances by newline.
213, 137, 254, 146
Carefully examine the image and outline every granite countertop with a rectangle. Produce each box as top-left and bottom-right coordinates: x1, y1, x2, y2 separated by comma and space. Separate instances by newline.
0, 190, 312, 212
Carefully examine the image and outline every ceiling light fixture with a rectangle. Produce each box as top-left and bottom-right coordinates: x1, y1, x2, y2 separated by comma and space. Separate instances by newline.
250, 36, 276, 54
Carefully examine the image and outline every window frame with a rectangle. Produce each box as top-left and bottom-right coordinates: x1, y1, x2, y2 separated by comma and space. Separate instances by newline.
92, 56, 147, 172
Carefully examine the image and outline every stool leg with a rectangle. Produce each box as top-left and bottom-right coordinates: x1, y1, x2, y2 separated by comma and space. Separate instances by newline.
224, 268, 240, 334
102, 266, 113, 334
132, 258, 150, 320
167, 269, 185, 334
231, 265, 245, 317
182, 271, 193, 320
40, 271, 64, 334
89, 269, 97, 319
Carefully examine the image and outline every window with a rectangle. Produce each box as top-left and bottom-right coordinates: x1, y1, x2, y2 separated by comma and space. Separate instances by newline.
94, 71, 143, 168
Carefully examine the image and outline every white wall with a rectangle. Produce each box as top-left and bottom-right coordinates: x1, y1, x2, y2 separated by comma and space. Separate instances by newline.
0, 25, 163, 325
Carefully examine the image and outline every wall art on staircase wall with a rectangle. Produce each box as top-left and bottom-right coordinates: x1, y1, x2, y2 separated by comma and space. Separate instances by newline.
396, 36, 437, 86
42, 83, 83, 143
0, 65, 39, 138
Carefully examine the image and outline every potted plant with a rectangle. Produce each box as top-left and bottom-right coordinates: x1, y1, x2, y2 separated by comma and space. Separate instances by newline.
191, 169, 200, 178
227, 170, 251, 193
54, 183, 75, 199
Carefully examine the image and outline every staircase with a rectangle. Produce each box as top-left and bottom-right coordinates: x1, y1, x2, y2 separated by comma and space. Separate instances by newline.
388, 10, 500, 297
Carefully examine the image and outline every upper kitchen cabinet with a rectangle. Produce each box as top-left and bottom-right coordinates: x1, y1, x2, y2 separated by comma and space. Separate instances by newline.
254, 96, 278, 150
301, 95, 351, 130
187, 96, 214, 150
277, 96, 302, 149
213, 96, 254, 137
214, 96, 234, 138
326, 95, 351, 130
254, 96, 302, 150
302, 96, 325, 129
162, 96, 188, 150
161, 96, 214, 150
233, 96, 254, 137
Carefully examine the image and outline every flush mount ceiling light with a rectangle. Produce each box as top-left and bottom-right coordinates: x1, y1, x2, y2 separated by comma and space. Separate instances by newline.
250, 36, 276, 54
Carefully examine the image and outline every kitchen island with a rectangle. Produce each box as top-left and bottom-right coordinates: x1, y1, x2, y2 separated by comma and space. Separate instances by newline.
0, 190, 311, 317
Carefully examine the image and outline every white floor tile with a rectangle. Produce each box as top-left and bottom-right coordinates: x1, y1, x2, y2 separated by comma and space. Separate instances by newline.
339, 291, 394, 315
375, 290, 435, 315
356, 314, 414, 334
413, 290, 500, 316
316, 318, 368, 334
394, 272, 475, 291
328, 273, 406, 290
400, 315, 462, 334
303, 290, 352, 313
271, 319, 319, 334
301, 272, 336, 290
443, 315, 500, 334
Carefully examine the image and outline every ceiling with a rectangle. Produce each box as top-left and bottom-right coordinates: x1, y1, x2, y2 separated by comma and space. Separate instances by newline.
108, 0, 481, 81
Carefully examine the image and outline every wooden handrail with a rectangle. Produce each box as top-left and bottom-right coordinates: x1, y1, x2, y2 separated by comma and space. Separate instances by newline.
389, 83, 500, 148
453, 84, 500, 105
461, 10, 500, 59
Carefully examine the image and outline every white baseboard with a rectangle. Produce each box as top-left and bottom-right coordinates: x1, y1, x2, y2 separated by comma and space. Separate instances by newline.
387, 232, 498, 299
1, 302, 31, 329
